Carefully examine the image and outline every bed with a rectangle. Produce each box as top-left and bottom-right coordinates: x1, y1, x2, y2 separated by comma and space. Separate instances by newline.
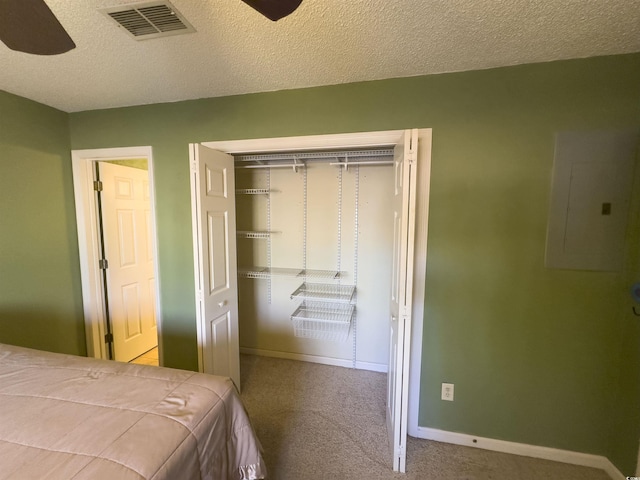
0, 343, 266, 480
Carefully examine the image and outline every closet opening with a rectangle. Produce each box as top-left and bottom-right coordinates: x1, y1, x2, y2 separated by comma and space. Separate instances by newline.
190, 128, 432, 472
233, 147, 395, 372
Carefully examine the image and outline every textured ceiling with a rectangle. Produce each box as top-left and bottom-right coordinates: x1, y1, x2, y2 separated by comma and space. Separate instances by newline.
1, 0, 639, 113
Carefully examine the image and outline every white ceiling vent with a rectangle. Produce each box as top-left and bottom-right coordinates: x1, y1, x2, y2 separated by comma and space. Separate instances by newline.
102, 1, 195, 40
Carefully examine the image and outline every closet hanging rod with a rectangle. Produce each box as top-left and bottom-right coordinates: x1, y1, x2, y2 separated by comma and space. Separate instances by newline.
329, 160, 394, 170
235, 163, 306, 171
234, 148, 394, 164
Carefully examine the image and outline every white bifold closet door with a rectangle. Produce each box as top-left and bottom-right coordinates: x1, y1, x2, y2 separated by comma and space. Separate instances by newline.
387, 129, 418, 472
190, 144, 241, 390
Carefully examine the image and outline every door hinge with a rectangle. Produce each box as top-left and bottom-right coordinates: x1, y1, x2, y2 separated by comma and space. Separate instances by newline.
99, 258, 109, 270
104, 333, 113, 344
93, 180, 103, 192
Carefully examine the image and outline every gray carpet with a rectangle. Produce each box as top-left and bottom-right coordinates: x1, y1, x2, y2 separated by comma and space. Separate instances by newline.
239, 354, 612, 480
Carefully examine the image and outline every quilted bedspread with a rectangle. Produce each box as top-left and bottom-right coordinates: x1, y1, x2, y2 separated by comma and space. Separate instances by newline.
0, 344, 266, 479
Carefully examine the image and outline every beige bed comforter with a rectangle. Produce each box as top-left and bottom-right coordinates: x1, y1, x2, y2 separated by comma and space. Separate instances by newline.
0, 344, 266, 480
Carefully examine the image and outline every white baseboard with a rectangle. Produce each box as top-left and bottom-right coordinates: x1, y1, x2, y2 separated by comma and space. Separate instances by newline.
239, 347, 388, 373
414, 427, 625, 480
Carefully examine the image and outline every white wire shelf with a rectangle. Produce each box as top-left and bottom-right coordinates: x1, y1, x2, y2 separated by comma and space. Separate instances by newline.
303, 269, 346, 279
291, 301, 354, 342
236, 188, 270, 195
237, 231, 278, 239
234, 148, 394, 171
235, 149, 394, 164
238, 267, 345, 280
290, 283, 356, 303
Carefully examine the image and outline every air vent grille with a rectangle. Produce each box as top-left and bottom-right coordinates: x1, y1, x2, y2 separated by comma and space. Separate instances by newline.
102, 1, 195, 40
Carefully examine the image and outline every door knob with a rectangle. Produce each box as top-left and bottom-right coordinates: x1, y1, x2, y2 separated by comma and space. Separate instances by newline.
218, 300, 227, 308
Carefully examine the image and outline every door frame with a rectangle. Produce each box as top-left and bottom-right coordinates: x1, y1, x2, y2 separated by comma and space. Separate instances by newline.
197, 128, 432, 436
71, 146, 163, 362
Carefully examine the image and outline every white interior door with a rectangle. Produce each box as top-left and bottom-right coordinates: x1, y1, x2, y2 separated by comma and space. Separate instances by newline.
387, 129, 418, 472
99, 162, 157, 362
190, 144, 241, 389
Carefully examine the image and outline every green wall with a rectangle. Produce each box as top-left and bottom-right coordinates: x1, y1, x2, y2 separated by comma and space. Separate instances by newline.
0, 91, 85, 355
2, 53, 638, 473
612, 158, 640, 472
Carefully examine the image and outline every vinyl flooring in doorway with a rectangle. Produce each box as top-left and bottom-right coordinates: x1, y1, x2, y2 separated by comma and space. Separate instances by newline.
129, 347, 158, 366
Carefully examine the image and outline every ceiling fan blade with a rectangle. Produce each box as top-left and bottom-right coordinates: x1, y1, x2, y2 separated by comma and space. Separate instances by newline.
240, 0, 303, 21
0, 0, 75, 55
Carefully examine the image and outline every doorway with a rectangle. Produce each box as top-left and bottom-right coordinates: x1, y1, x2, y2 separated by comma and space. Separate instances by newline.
71, 146, 162, 364
190, 129, 432, 472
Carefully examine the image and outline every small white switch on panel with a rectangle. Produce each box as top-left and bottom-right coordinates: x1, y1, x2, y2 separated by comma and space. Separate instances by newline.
441, 383, 454, 401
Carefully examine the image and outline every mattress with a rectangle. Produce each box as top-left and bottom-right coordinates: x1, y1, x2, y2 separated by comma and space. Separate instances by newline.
0, 343, 266, 480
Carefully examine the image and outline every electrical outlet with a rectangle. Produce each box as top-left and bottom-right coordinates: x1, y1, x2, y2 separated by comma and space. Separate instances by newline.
441, 383, 454, 401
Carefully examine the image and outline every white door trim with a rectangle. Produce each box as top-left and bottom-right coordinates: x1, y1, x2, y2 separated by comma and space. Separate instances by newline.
71, 146, 163, 362
408, 129, 432, 436
200, 129, 431, 435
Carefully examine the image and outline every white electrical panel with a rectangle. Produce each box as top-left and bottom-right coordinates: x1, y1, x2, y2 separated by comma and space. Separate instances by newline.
545, 129, 638, 271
